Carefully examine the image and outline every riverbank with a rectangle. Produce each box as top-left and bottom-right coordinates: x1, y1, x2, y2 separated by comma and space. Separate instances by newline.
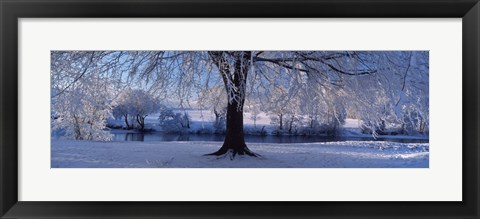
107, 113, 429, 140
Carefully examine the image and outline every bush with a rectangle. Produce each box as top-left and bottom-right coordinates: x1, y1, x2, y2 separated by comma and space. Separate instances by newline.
158, 108, 191, 133
244, 126, 268, 136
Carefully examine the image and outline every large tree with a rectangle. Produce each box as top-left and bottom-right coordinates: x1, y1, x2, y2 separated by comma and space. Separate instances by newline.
202, 51, 379, 156
206, 52, 255, 156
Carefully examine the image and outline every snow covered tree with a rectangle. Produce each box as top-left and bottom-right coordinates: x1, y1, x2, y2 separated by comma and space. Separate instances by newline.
197, 85, 227, 130
203, 52, 257, 156
112, 90, 135, 129
158, 107, 191, 133
112, 89, 161, 131
52, 72, 114, 141
342, 51, 429, 136
266, 86, 290, 131
129, 90, 161, 131
249, 105, 262, 129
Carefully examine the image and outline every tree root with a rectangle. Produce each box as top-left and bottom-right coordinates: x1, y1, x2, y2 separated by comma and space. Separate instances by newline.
204, 145, 260, 159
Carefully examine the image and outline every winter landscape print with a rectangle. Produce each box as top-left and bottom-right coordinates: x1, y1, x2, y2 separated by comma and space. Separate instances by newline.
51, 51, 429, 168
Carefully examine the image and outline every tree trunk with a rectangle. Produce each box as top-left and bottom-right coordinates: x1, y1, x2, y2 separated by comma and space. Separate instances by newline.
279, 113, 283, 130
73, 114, 82, 140
205, 51, 257, 158
184, 112, 190, 129
288, 115, 294, 133
206, 100, 257, 157
214, 108, 219, 123
124, 114, 131, 129
136, 114, 145, 131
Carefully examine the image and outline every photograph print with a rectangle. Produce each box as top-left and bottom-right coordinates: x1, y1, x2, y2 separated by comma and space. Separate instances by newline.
51, 51, 429, 168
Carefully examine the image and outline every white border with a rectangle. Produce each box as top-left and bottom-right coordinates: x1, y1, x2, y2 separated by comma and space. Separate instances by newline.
19, 18, 462, 201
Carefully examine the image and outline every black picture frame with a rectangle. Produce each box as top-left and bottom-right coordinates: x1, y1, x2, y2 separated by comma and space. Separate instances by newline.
1, 0, 479, 218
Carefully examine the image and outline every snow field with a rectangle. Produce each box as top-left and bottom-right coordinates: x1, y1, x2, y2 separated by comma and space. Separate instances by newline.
51, 140, 428, 168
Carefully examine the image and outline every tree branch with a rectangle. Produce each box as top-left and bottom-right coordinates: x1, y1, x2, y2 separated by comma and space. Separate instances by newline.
52, 52, 95, 98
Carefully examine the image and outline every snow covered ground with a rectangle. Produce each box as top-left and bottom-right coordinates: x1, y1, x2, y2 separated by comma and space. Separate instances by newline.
51, 140, 429, 168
